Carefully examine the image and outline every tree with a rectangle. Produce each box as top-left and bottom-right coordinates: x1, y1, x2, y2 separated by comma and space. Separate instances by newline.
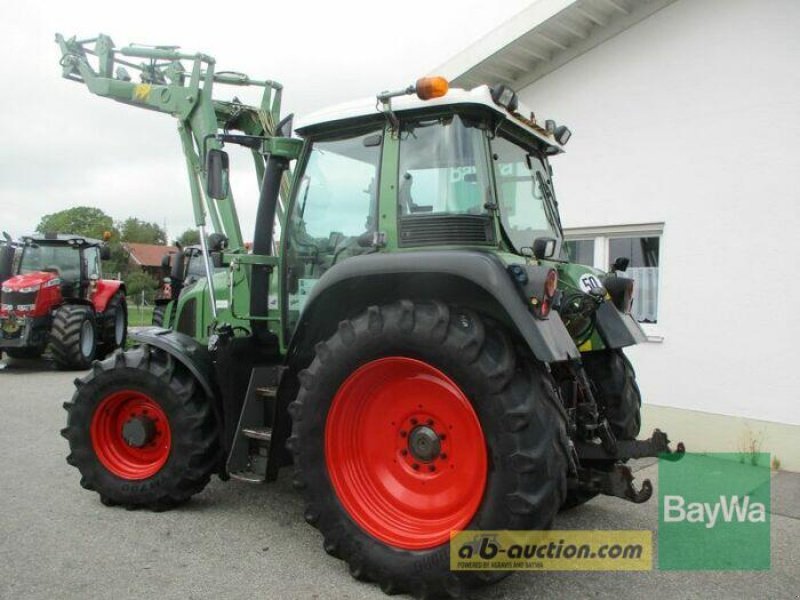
36, 207, 115, 239
119, 218, 167, 245
175, 228, 200, 247
124, 271, 159, 304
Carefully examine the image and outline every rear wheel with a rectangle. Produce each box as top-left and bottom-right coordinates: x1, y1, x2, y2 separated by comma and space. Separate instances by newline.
51, 305, 97, 370
289, 301, 569, 597
561, 348, 642, 510
61, 346, 219, 509
98, 292, 127, 358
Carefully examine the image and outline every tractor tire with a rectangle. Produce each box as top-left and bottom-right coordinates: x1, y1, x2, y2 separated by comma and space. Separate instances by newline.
50, 305, 98, 370
5, 346, 45, 360
561, 348, 642, 511
61, 346, 220, 510
289, 301, 569, 598
582, 348, 642, 441
98, 292, 127, 358
152, 304, 166, 327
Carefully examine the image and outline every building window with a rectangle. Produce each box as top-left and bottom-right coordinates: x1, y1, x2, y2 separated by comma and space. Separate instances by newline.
563, 224, 663, 328
562, 239, 594, 267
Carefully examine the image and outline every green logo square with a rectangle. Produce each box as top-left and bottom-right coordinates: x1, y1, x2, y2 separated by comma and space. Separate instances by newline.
658, 452, 770, 570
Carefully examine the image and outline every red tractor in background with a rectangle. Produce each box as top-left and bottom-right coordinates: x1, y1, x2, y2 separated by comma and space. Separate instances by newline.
0, 233, 127, 369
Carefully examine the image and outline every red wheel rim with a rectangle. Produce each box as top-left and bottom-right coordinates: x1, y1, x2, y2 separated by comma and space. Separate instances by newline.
90, 389, 171, 480
325, 357, 487, 550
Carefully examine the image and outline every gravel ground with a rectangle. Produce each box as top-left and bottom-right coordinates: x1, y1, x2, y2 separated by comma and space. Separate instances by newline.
1, 357, 798, 599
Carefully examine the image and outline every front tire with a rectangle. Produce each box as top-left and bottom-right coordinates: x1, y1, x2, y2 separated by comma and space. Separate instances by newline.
5, 346, 45, 360
51, 305, 97, 370
289, 301, 569, 597
61, 346, 220, 510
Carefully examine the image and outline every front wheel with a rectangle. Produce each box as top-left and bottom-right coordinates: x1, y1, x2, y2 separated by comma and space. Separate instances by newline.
61, 346, 220, 509
5, 346, 45, 360
51, 305, 97, 370
98, 292, 127, 359
289, 301, 569, 597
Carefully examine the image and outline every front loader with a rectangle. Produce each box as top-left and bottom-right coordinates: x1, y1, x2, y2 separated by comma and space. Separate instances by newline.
57, 34, 683, 599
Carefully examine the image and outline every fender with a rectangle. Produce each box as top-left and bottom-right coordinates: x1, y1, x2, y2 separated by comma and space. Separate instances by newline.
594, 302, 648, 348
93, 279, 125, 313
130, 327, 216, 402
287, 250, 580, 365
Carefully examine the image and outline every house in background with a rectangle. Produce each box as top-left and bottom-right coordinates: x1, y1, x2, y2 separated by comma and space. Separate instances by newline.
123, 242, 177, 279
435, 0, 800, 469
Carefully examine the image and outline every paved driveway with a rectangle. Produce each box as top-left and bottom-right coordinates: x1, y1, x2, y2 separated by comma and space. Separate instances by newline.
1, 359, 798, 599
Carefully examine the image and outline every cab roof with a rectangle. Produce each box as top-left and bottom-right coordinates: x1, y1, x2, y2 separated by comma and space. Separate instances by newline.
295, 85, 564, 153
22, 233, 104, 247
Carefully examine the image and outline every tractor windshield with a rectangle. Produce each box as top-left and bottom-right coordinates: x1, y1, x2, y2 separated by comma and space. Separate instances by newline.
491, 135, 563, 254
19, 244, 81, 280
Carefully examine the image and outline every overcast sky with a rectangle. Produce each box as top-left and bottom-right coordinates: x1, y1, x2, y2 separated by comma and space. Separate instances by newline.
0, 0, 534, 241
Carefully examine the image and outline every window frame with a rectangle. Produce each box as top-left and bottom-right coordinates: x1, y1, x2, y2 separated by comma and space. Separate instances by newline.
563, 223, 665, 342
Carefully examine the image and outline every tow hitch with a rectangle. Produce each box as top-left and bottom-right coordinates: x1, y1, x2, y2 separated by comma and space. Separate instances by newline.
573, 429, 686, 503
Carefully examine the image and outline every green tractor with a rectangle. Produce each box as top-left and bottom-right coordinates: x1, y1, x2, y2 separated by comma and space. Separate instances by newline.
57, 35, 682, 598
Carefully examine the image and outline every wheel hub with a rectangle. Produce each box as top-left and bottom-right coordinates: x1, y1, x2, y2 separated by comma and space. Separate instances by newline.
407, 425, 441, 462
122, 416, 156, 448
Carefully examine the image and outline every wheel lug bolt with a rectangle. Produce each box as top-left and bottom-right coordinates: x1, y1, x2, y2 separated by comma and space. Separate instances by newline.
428, 465, 436, 472
400, 449, 408, 456
410, 418, 418, 425
412, 463, 420, 470
440, 453, 447, 460
439, 434, 446, 441
400, 430, 407, 437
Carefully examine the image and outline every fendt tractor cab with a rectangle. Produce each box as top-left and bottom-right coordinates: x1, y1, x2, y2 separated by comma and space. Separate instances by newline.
0, 233, 127, 368
152, 243, 210, 327
57, 34, 683, 599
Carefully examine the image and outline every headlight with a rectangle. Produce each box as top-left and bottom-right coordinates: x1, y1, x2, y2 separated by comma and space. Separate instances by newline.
18, 285, 41, 294
1, 286, 10, 293
42, 278, 61, 288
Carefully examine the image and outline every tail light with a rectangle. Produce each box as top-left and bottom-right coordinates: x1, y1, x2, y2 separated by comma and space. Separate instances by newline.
531, 268, 558, 319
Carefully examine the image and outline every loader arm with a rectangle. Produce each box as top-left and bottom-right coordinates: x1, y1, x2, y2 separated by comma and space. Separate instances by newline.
55, 33, 289, 252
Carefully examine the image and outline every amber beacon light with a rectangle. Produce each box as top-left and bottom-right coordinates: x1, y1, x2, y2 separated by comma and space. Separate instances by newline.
415, 76, 449, 100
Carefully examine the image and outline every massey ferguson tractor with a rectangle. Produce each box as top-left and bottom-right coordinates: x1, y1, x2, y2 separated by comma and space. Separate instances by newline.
56, 34, 683, 598
0, 233, 127, 368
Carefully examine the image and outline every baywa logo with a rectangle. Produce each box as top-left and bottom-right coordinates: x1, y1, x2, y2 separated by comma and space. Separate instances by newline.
658, 452, 771, 570
663, 494, 767, 528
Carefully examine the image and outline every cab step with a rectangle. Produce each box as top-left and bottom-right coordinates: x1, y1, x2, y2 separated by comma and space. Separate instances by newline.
226, 365, 285, 484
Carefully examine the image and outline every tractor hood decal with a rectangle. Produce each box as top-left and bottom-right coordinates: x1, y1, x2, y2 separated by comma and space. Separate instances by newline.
1, 271, 58, 292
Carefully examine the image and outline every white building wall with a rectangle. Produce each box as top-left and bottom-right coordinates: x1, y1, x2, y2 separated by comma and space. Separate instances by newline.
518, 0, 800, 425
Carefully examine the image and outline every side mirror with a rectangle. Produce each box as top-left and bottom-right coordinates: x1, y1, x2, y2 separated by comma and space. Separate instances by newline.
205, 149, 230, 200
99, 245, 111, 261
611, 257, 630, 273
532, 237, 557, 260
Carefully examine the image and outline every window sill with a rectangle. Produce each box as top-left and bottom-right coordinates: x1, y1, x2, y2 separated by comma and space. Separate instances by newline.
640, 323, 664, 343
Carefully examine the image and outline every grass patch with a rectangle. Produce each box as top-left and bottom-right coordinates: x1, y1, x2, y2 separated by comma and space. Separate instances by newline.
128, 305, 154, 327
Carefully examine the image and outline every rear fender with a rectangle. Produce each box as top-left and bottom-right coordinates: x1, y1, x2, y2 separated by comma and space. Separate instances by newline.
93, 279, 125, 313
286, 251, 580, 367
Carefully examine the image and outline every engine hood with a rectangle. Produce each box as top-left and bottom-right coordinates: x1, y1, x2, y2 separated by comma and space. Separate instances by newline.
1, 271, 59, 292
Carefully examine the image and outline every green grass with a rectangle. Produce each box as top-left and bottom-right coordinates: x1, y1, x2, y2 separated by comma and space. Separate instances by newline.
128, 305, 154, 327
